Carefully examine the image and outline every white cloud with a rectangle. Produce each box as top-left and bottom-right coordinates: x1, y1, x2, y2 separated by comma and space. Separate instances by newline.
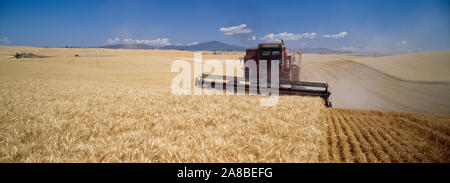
301, 43, 307, 46
188, 42, 198, 46
122, 38, 171, 46
260, 32, 316, 41
106, 37, 120, 45
0, 37, 10, 44
106, 37, 171, 47
220, 24, 252, 35
300, 33, 317, 39
394, 40, 407, 46
323, 32, 348, 38
248, 35, 256, 40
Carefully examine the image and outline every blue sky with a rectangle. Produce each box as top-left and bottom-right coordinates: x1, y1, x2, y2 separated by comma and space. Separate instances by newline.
0, 0, 448, 53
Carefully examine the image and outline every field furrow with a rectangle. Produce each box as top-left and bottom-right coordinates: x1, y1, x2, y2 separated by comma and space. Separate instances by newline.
344, 115, 376, 162
397, 118, 450, 149
318, 116, 331, 162
333, 113, 353, 162
321, 108, 450, 163
339, 118, 366, 162
356, 116, 392, 162
366, 117, 421, 162
365, 118, 402, 162
328, 115, 342, 162
335, 112, 359, 162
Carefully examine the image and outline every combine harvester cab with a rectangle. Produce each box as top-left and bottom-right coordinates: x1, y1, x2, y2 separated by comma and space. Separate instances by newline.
198, 40, 332, 107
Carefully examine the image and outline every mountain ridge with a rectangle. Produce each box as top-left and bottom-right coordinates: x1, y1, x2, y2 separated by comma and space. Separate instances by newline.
98, 41, 351, 53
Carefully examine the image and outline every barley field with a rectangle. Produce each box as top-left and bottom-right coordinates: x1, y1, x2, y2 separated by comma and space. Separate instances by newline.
0, 46, 448, 162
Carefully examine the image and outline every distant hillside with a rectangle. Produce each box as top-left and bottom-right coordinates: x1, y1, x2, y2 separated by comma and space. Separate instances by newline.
100, 44, 154, 49
98, 41, 245, 51
161, 41, 246, 51
98, 42, 349, 53
301, 47, 352, 54
355, 50, 450, 82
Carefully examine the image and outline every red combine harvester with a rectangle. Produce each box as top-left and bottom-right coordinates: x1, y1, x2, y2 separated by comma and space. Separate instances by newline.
197, 40, 332, 107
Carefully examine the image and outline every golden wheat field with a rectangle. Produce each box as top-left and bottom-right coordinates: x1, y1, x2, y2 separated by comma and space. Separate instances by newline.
0, 46, 449, 162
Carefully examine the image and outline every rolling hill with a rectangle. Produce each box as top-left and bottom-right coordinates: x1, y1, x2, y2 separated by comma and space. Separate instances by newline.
160, 41, 246, 51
